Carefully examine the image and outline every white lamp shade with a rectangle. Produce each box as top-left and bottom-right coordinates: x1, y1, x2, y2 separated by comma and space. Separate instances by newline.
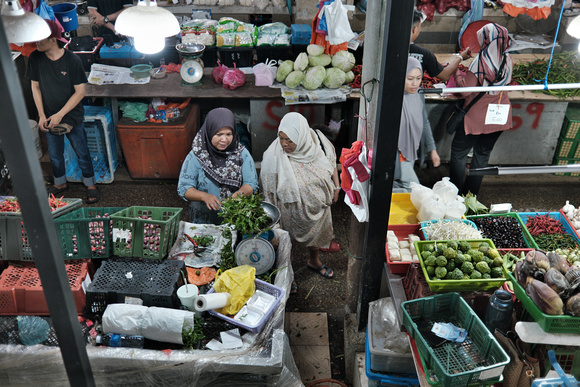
567, 14, 580, 39
115, 0, 180, 39
2, 0, 51, 44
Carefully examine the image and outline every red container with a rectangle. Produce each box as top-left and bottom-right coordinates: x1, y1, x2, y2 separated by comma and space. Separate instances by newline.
385, 224, 424, 274
0, 260, 93, 315
402, 262, 434, 301
116, 103, 200, 179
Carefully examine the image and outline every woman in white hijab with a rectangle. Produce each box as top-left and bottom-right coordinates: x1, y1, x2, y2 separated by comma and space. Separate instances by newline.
261, 113, 341, 286
394, 56, 440, 191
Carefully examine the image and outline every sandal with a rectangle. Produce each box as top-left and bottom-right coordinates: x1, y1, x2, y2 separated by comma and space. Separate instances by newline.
308, 263, 335, 279
85, 187, 100, 204
320, 241, 342, 253
47, 184, 68, 196
291, 281, 298, 294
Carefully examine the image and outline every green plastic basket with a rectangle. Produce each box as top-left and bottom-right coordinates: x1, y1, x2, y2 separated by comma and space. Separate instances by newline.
467, 212, 538, 249
415, 239, 506, 292
111, 206, 182, 260
0, 198, 83, 261
401, 293, 510, 387
54, 207, 126, 259
505, 271, 580, 334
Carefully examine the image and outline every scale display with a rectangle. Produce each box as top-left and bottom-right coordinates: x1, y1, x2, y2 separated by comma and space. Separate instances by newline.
234, 237, 276, 275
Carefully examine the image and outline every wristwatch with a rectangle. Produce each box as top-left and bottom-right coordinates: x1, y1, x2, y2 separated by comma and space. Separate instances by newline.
104, 16, 110, 24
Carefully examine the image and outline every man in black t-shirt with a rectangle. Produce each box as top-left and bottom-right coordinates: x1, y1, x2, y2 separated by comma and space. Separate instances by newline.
26, 20, 100, 204
409, 10, 470, 82
88, 0, 133, 37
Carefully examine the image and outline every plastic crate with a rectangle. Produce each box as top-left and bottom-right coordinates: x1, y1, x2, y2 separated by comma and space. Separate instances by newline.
560, 105, 580, 140
111, 206, 182, 259
467, 212, 537, 249
420, 219, 479, 241
555, 138, 580, 159
64, 106, 118, 184
201, 45, 218, 67
367, 301, 416, 374
517, 212, 580, 250
0, 260, 93, 315
66, 37, 104, 72
402, 263, 435, 301
291, 24, 312, 45
415, 239, 506, 292
401, 293, 510, 387
84, 258, 185, 316
207, 279, 284, 333
0, 198, 83, 261
218, 46, 254, 67
54, 207, 126, 259
552, 156, 580, 176
255, 45, 292, 63
505, 271, 580, 334
386, 224, 424, 274
537, 344, 580, 379
98, 42, 133, 59
561, 209, 580, 242
389, 193, 418, 225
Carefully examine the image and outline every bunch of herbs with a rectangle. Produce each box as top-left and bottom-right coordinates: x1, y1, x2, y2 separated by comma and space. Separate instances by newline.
218, 193, 271, 236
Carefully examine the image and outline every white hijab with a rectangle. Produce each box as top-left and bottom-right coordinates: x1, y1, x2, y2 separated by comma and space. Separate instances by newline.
261, 112, 335, 204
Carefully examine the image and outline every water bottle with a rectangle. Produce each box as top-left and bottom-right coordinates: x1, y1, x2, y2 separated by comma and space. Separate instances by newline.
96, 333, 145, 348
485, 289, 513, 334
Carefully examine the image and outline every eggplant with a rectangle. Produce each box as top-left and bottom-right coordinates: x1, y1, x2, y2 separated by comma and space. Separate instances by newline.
547, 252, 568, 275
544, 268, 569, 294
566, 293, 580, 316
526, 278, 564, 315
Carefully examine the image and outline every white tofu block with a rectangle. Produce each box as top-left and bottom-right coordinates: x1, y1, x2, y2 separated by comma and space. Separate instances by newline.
412, 254, 420, 262
401, 254, 413, 262
387, 230, 396, 238
399, 240, 410, 249
387, 235, 399, 243
389, 249, 401, 261
408, 234, 421, 243
400, 248, 412, 256
387, 241, 399, 250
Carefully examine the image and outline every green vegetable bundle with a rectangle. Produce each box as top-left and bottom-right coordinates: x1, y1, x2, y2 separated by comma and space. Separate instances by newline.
512, 51, 580, 99
218, 193, 271, 236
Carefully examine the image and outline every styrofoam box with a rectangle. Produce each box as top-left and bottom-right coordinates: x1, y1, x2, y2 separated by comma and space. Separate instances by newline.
368, 298, 416, 374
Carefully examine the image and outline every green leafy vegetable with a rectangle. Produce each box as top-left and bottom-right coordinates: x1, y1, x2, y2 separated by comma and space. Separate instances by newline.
182, 317, 206, 350
218, 193, 270, 236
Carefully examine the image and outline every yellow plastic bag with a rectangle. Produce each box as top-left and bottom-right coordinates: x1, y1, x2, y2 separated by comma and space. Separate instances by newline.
213, 265, 256, 315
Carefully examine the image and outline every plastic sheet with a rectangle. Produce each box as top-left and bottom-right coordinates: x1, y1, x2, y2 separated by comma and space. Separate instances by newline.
0, 229, 301, 386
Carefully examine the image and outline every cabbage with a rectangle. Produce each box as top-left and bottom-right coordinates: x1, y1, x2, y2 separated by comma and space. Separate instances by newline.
276, 60, 294, 83
303, 66, 326, 90
323, 68, 346, 89
307, 44, 324, 56
345, 70, 355, 84
285, 70, 304, 88
294, 52, 309, 72
331, 50, 356, 72
308, 54, 331, 67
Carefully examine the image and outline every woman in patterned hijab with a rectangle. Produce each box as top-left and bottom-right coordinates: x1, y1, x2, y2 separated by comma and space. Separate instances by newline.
178, 108, 258, 224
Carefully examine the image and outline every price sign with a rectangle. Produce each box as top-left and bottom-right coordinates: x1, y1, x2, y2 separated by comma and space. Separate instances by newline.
485, 104, 510, 125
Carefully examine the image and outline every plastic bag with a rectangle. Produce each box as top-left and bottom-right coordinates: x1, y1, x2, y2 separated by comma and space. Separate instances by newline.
253, 59, 277, 86
222, 64, 246, 90
444, 198, 467, 220
322, 0, 356, 45
212, 60, 229, 84
369, 298, 411, 354
37, 0, 55, 20
17, 316, 50, 346
213, 265, 256, 315
417, 194, 446, 222
432, 177, 459, 204
409, 182, 433, 213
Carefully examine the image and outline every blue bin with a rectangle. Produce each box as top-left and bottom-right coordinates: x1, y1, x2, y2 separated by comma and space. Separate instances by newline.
52, 3, 78, 32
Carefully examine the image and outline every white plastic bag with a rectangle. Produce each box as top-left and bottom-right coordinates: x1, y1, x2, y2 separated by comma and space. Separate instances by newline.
345, 145, 370, 222
321, 0, 356, 45
409, 182, 434, 213
444, 198, 467, 219
432, 177, 459, 204
253, 59, 278, 86
417, 194, 446, 222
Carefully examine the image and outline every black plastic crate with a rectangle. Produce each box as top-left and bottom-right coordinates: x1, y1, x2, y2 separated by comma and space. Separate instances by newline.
256, 45, 292, 63
218, 46, 254, 67
201, 46, 218, 67
84, 258, 185, 316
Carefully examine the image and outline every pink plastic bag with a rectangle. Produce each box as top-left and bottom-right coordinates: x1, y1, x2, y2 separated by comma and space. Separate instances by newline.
212, 61, 229, 84
252, 60, 277, 87
222, 64, 246, 90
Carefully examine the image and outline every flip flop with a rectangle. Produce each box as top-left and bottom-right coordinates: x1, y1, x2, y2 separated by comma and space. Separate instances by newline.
320, 241, 342, 253
47, 185, 68, 196
308, 263, 335, 279
291, 281, 298, 294
85, 187, 100, 204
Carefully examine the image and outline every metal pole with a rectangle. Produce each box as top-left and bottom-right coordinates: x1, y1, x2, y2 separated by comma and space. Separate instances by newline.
0, 19, 95, 386
356, 0, 414, 331
469, 164, 580, 175
421, 83, 580, 94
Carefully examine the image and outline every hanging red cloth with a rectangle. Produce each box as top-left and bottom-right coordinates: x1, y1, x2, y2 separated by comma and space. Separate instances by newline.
310, 0, 348, 55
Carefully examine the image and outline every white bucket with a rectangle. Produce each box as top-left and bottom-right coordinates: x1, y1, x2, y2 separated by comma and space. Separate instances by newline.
28, 119, 43, 159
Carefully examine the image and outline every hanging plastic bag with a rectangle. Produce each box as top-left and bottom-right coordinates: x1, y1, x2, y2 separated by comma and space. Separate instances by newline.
432, 177, 459, 204
37, 0, 55, 20
253, 59, 277, 86
343, 144, 370, 222
322, 0, 356, 45
213, 265, 256, 315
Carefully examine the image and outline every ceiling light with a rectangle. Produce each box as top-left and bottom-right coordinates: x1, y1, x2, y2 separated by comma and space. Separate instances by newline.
115, 0, 179, 54
566, 14, 580, 39
1, 0, 51, 44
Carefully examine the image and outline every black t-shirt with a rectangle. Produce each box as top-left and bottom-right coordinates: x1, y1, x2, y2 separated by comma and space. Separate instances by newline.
26, 49, 88, 126
409, 44, 444, 79
87, 0, 132, 20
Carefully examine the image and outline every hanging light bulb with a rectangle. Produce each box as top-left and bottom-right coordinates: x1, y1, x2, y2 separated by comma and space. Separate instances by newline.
2, 0, 51, 44
566, 14, 580, 39
115, 0, 179, 54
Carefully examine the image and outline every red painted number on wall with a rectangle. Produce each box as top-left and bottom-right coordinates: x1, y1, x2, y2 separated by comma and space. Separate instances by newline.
263, 101, 317, 131
511, 102, 544, 130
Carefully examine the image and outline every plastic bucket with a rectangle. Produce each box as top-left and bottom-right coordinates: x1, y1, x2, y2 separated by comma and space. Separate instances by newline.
28, 119, 43, 159
52, 3, 79, 32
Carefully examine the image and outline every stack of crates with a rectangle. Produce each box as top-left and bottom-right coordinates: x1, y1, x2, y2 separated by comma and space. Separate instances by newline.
554, 105, 580, 176
64, 105, 118, 183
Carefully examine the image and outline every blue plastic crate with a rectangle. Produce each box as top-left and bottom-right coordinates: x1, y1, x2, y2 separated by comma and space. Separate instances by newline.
291, 24, 312, 45
99, 43, 132, 59
64, 106, 118, 184
517, 211, 580, 250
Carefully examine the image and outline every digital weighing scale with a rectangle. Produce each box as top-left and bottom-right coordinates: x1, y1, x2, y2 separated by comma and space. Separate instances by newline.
176, 43, 205, 86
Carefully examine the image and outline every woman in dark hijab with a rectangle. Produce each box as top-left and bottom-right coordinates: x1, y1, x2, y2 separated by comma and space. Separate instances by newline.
178, 108, 258, 224
394, 57, 440, 191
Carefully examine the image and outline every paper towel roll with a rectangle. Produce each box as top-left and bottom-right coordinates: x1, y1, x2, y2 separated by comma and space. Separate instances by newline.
194, 292, 231, 312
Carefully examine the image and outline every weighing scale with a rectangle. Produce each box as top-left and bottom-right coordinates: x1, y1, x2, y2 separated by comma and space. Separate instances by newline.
235, 237, 276, 275
176, 43, 206, 86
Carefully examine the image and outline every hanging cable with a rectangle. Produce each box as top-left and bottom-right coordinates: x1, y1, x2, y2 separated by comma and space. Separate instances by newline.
543, 1, 567, 90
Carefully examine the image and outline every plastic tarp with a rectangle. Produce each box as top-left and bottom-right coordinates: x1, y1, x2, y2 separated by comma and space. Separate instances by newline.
0, 229, 302, 387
